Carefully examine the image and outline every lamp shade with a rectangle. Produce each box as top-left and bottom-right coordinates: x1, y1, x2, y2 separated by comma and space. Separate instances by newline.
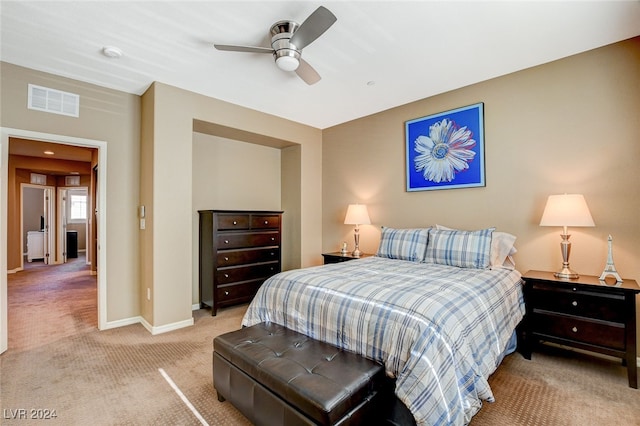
539, 194, 595, 227
344, 204, 371, 225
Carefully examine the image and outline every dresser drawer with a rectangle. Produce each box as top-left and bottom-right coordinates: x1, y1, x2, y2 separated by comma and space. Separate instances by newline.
217, 247, 280, 267
217, 262, 280, 284
529, 285, 625, 323
217, 232, 280, 249
251, 214, 281, 229
532, 312, 625, 350
217, 280, 264, 304
217, 214, 250, 230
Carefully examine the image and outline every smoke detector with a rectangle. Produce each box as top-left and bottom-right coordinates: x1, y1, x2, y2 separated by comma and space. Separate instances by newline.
102, 46, 123, 58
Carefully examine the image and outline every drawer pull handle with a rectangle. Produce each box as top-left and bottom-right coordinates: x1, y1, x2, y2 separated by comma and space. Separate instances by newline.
224, 274, 229, 278
572, 327, 578, 333
264, 220, 269, 225
572, 287, 577, 291
224, 257, 229, 261
224, 240, 229, 244
270, 252, 275, 256
233, 221, 237, 225
224, 291, 229, 296
271, 237, 275, 241
572, 301, 578, 307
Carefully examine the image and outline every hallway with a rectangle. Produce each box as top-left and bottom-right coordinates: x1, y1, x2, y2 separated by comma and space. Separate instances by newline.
7, 255, 97, 352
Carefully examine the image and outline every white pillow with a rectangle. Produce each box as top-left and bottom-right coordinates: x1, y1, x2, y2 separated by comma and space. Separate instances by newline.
435, 224, 517, 269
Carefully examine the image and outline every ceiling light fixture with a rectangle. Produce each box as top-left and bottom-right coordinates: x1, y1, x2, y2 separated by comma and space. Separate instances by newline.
102, 46, 123, 59
275, 55, 299, 72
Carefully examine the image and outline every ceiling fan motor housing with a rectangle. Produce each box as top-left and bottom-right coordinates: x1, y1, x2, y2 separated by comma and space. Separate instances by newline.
271, 20, 301, 71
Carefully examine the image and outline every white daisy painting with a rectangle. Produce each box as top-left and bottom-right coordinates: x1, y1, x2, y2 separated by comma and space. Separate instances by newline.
405, 103, 485, 191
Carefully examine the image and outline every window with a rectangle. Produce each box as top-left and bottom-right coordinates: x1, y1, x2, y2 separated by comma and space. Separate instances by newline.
69, 192, 87, 222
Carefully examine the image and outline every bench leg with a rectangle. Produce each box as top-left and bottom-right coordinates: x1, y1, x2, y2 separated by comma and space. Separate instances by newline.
217, 391, 226, 403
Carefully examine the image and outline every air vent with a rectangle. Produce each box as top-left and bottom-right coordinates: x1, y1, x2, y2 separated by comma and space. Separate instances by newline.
28, 84, 79, 117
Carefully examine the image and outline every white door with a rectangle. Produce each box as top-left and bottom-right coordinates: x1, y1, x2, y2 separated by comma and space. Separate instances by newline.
43, 188, 55, 265
58, 188, 68, 263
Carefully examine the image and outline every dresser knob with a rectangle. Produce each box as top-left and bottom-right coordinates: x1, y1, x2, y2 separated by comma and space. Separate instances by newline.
224, 291, 229, 296
224, 257, 229, 261
572, 301, 578, 307
264, 220, 269, 225
572, 327, 578, 333
271, 237, 275, 241
224, 240, 229, 244
224, 274, 229, 278
572, 287, 577, 291
233, 221, 237, 225
270, 252, 275, 256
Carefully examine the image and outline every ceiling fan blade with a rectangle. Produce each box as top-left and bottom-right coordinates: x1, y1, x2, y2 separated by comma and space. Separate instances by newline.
295, 58, 321, 85
214, 44, 273, 54
289, 6, 337, 50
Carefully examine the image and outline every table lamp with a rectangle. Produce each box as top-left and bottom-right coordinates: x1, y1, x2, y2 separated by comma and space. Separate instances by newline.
344, 204, 371, 257
539, 194, 595, 279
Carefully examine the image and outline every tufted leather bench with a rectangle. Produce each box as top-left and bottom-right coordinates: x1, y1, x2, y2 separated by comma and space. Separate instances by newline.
213, 322, 387, 425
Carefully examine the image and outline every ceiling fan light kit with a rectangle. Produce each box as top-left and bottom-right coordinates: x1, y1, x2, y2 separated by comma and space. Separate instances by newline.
213, 6, 336, 85
276, 55, 299, 72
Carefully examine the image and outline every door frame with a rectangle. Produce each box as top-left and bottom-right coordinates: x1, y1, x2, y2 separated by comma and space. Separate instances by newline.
0, 127, 108, 354
19, 183, 56, 267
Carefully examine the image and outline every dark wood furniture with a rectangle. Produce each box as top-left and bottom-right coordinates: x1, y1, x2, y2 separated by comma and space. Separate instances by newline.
521, 270, 639, 388
214, 322, 388, 425
198, 210, 282, 316
322, 251, 373, 264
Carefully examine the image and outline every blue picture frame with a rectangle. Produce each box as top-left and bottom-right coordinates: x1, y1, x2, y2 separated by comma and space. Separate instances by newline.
405, 103, 485, 191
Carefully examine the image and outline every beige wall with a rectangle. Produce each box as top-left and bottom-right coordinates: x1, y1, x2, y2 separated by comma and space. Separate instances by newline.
191, 132, 282, 305
1, 62, 141, 323
141, 82, 322, 329
323, 37, 640, 347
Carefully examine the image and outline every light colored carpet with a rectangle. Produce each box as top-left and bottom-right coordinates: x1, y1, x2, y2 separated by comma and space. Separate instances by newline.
2, 259, 639, 425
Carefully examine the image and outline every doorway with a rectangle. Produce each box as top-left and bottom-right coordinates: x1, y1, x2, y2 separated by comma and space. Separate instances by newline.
21, 184, 55, 266
1, 127, 108, 354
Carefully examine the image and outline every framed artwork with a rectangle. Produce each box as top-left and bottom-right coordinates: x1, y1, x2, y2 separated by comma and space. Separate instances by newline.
405, 102, 485, 191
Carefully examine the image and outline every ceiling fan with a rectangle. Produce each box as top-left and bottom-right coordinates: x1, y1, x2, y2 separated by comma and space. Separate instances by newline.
214, 6, 337, 85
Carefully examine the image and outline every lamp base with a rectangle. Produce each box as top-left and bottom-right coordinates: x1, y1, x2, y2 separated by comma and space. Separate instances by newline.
554, 267, 579, 280
351, 248, 362, 257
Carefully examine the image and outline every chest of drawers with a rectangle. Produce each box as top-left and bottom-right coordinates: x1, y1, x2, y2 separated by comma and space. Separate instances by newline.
521, 270, 639, 388
199, 210, 283, 316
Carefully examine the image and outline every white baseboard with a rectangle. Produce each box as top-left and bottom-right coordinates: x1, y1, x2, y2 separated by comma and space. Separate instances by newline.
102, 316, 142, 330
102, 315, 194, 336
139, 316, 194, 335
192, 303, 201, 311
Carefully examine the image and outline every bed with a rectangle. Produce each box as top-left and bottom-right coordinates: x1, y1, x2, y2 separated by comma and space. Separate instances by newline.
242, 226, 525, 426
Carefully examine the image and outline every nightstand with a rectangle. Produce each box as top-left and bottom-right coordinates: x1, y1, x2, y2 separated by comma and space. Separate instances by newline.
521, 270, 640, 388
322, 252, 373, 264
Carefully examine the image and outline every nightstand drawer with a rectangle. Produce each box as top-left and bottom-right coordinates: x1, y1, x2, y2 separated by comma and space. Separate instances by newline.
529, 284, 625, 323
532, 312, 625, 350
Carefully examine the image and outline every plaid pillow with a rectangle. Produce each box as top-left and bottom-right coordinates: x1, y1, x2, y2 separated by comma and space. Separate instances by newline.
376, 227, 430, 262
425, 227, 495, 269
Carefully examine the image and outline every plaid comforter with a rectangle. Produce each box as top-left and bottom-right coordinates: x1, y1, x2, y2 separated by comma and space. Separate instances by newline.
242, 257, 525, 425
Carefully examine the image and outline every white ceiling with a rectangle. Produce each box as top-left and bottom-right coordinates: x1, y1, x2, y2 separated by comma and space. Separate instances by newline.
1, 1, 639, 129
